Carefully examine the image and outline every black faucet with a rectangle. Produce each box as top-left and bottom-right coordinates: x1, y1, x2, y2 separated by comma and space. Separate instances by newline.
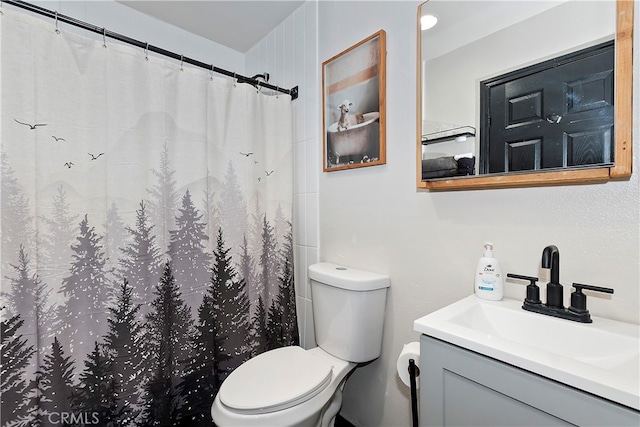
541, 245, 563, 308
507, 245, 614, 323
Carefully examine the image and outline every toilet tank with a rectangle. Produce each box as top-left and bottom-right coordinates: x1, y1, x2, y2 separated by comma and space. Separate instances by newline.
308, 262, 390, 363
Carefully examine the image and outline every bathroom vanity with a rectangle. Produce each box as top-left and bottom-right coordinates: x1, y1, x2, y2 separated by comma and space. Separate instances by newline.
420, 336, 638, 426
414, 296, 640, 426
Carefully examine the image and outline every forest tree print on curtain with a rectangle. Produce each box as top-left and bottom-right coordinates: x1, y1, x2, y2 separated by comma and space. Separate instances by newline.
0, 9, 297, 427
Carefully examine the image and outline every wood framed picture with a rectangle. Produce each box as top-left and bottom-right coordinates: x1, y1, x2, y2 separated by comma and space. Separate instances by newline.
322, 30, 386, 172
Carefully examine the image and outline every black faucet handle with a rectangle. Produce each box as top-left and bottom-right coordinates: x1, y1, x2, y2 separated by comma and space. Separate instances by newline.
507, 273, 538, 283
507, 273, 541, 305
569, 283, 614, 320
572, 283, 614, 295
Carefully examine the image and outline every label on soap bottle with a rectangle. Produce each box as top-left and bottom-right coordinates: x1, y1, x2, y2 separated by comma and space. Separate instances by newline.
478, 265, 497, 291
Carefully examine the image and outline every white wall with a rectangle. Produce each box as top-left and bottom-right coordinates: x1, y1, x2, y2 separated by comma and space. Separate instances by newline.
315, 1, 640, 427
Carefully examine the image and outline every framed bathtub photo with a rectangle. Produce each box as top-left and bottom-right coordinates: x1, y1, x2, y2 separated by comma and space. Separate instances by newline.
322, 30, 386, 172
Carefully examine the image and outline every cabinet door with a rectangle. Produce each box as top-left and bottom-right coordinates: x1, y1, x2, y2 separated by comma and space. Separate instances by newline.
419, 336, 640, 427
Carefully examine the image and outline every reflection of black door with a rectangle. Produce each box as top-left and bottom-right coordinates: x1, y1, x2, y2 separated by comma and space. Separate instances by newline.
480, 41, 614, 174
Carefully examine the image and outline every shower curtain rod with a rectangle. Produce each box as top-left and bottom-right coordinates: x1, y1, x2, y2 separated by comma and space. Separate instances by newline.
3, 0, 299, 100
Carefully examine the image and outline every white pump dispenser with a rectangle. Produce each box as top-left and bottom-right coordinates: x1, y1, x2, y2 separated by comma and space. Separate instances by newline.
474, 242, 504, 301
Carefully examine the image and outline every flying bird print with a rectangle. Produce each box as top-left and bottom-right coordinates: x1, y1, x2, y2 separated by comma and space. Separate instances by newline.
64, 162, 74, 168
52, 136, 66, 142
14, 118, 47, 129
239, 151, 254, 157
265, 170, 274, 176
88, 152, 105, 160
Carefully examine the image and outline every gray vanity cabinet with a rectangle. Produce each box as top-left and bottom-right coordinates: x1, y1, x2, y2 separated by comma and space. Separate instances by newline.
419, 335, 640, 426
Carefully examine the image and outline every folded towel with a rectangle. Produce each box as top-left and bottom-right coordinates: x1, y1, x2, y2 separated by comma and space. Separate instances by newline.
423, 156, 457, 171
422, 157, 458, 179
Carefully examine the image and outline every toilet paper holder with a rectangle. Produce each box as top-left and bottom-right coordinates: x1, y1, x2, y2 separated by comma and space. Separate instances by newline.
408, 358, 420, 378
408, 359, 419, 427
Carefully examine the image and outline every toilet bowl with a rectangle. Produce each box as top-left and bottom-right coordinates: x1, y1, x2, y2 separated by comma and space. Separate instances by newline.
211, 262, 390, 427
211, 346, 355, 427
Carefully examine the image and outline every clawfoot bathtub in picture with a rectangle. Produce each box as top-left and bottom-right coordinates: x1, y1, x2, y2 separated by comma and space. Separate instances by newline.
327, 112, 380, 166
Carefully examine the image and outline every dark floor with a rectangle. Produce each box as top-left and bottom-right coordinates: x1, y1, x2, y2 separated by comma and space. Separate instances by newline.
335, 414, 356, 427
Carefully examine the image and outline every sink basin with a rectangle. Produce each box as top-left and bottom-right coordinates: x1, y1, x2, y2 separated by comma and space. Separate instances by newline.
414, 295, 640, 410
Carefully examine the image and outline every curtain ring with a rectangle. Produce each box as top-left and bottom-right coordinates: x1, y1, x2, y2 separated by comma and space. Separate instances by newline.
233, 73, 237, 87
180, 55, 184, 71
210, 64, 214, 81
102, 28, 107, 48
144, 42, 149, 61
256, 81, 261, 93
54, 11, 60, 33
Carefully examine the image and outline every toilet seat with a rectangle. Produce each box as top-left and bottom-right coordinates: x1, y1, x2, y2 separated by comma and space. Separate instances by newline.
218, 346, 333, 415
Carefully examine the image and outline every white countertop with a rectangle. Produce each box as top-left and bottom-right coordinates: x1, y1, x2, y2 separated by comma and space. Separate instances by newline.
414, 295, 640, 411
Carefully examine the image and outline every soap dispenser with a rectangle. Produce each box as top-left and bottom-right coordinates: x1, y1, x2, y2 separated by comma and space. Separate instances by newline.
474, 242, 504, 301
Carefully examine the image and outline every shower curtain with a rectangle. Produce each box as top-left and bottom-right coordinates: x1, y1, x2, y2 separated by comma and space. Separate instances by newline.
0, 9, 297, 427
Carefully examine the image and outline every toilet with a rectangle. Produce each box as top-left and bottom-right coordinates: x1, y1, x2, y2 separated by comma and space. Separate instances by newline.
211, 262, 390, 427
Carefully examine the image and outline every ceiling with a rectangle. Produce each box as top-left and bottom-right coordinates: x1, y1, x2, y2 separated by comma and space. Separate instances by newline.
118, 1, 304, 53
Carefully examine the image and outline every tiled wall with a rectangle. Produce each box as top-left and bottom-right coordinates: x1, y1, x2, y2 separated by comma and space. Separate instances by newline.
246, 2, 319, 349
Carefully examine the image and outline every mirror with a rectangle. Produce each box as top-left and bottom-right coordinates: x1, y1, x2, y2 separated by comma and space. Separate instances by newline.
417, 0, 633, 190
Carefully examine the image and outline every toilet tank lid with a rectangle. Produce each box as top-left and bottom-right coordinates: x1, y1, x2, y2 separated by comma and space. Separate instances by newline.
308, 262, 390, 291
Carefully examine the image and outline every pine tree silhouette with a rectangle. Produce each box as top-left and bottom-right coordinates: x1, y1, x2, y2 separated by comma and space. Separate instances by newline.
1, 309, 35, 426
273, 205, 288, 256
58, 214, 111, 360
37, 337, 76, 422
201, 169, 220, 253
139, 375, 178, 427
72, 341, 120, 425
104, 202, 128, 259
266, 299, 285, 350
1, 154, 35, 294
147, 143, 179, 253
264, 222, 298, 351
238, 235, 259, 320
210, 228, 250, 381
247, 196, 264, 257
259, 215, 279, 310
141, 262, 193, 426
176, 311, 224, 427
104, 201, 130, 286
176, 230, 238, 426
39, 184, 78, 283
248, 296, 268, 357
117, 200, 162, 317
168, 190, 211, 312
277, 224, 299, 347
35, 185, 77, 348
104, 279, 146, 425
17, 372, 46, 426
217, 162, 247, 265
3, 245, 55, 351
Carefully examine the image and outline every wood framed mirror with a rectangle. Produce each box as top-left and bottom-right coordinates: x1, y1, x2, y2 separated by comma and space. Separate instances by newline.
416, 0, 633, 191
